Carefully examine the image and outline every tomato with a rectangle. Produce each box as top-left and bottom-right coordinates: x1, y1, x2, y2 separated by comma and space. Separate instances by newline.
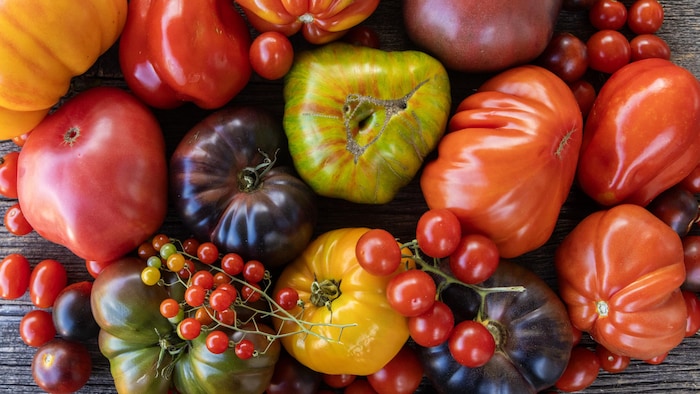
272, 228, 411, 376
0, 150, 19, 198
408, 300, 454, 348
0, 253, 30, 299
323, 373, 356, 389
170, 106, 317, 267
250, 31, 295, 81
554, 346, 600, 392
119, 0, 251, 109
355, 229, 403, 276
421, 65, 583, 258
267, 351, 322, 394
419, 260, 573, 393
682, 235, 700, 292
386, 269, 436, 317
415, 209, 461, 259
568, 79, 597, 118
17, 87, 168, 263
630, 34, 671, 61
683, 290, 700, 337
236, 0, 379, 44
91, 257, 280, 393
4, 202, 32, 236
595, 344, 630, 373
577, 59, 700, 206
627, 0, 664, 34
536, 32, 589, 83
52, 281, 99, 342
589, 0, 628, 31
344, 379, 379, 394
29, 259, 67, 309
19, 310, 56, 348
32, 339, 92, 394
283, 43, 450, 204
367, 345, 424, 394
646, 185, 699, 237
555, 204, 687, 360
586, 29, 631, 74
448, 320, 496, 368
342, 25, 381, 49
448, 234, 500, 285
0, 0, 127, 139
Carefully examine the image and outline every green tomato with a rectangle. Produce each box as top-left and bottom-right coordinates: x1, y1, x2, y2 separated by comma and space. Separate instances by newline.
283, 42, 451, 204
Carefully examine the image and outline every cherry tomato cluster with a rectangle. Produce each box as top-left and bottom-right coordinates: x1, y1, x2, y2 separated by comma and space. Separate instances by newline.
355, 208, 522, 370
538, 0, 667, 117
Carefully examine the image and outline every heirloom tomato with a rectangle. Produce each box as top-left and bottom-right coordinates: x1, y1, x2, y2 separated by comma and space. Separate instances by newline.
0, 0, 127, 139
577, 58, 700, 206
92, 257, 280, 394
119, 0, 251, 109
272, 228, 411, 376
16, 87, 168, 263
236, 0, 379, 44
420, 65, 583, 258
419, 260, 573, 393
283, 43, 451, 204
555, 204, 687, 360
170, 107, 317, 267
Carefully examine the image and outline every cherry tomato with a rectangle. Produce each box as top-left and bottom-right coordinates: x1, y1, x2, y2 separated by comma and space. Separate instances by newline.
85, 259, 115, 279
19, 309, 56, 347
448, 320, 496, 368
191, 270, 214, 289
324, 373, 357, 389
586, 29, 631, 74
29, 259, 67, 308
367, 345, 424, 394
683, 290, 700, 337
209, 288, 234, 312
235, 338, 255, 360
646, 185, 699, 237
589, 0, 628, 31
682, 235, 700, 292
221, 252, 245, 276
568, 79, 597, 118
242, 282, 262, 303
32, 339, 92, 394
416, 208, 462, 258
205, 330, 230, 354
4, 202, 32, 236
0, 151, 19, 198
0, 253, 30, 299
408, 300, 454, 347
644, 352, 668, 364
537, 32, 589, 83
250, 31, 294, 80
630, 33, 671, 61
243, 260, 266, 283
342, 25, 381, 49
627, 0, 664, 34
140, 266, 161, 286
216, 308, 237, 326
275, 287, 300, 310
448, 233, 500, 284
160, 298, 181, 319
196, 242, 219, 264
177, 317, 202, 340
151, 233, 170, 251
194, 306, 214, 326
355, 228, 402, 276
385, 269, 436, 317
595, 344, 630, 373
555, 346, 600, 392
52, 281, 99, 342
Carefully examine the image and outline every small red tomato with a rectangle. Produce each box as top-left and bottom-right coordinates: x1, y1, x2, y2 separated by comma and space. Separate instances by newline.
249, 31, 294, 80
586, 29, 631, 74
85, 259, 116, 279
630, 34, 671, 61
19, 309, 56, 347
29, 259, 68, 308
4, 202, 33, 236
0, 150, 20, 198
595, 344, 630, 373
568, 79, 597, 118
408, 300, 454, 347
627, 0, 664, 34
385, 269, 436, 317
416, 208, 462, 258
367, 345, 424, 394
683, 290, 700, 337
355, 228, 402, 276
537, 32, 589, 83
448, 233, 500, 284
448, 320, 496, 368
343, 25, 381, 48
555, 346, 600, 392
0, 253, 31, 299
589, 0, 628, 31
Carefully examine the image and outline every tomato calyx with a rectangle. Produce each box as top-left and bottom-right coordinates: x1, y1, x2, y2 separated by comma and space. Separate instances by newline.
62, 126, 81, 146
156, 329, 187, 378
483, 319, 507, 350
596, 300, 609, 317
310, 276, 342, 312
556, 127, 577, 158
237, 149, 280, 192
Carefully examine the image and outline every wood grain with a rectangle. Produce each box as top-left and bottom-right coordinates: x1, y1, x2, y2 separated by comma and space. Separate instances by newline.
1, 0, 699, 392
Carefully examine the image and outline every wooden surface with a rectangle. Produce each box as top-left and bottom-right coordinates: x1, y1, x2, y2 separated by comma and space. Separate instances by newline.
1, 0, 700, 392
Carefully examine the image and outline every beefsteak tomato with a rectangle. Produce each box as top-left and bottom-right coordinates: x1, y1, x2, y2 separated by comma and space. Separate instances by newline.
16, 87, 168, 263
235, 0, 379, 44
170, 107, 317, 267
577, 58, 700, 206
420, 65, 583, 258
271, 228, 411, 376
119, 0, 252, 109
283, 43, 451, 204
555, 204, 687, 360
419, 260, 573, 393
92, 257, 280, 394
0, 0, 127, 139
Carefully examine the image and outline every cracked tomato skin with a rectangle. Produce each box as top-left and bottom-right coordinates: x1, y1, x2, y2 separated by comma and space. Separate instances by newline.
555, 204, 687, 360
236, 0, 379, 44
577, 58, 700, 206
283, 43, 451, 204
420, 65, 583, 258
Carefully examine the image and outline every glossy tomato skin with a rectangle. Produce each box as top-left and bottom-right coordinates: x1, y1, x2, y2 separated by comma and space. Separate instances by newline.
17, 87, 168, 263
421, 65, 583, 258
119, 0, 251, 109
577, 58, 700, 206
419, 260, 573, 393
272, 228, 411, 376
52, 281, 99, 342
555, 204, 687, 360
0, 0, 127, 139
170, 106, 317, 267
32, 338, 92, 394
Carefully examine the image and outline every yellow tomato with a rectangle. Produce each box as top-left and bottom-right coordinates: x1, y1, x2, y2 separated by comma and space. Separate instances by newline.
272, 227, 411, 376
0, 0, 127, 139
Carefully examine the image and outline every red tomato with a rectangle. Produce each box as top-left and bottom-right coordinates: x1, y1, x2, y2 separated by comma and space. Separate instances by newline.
29, 259, 67, 309
236, 0, 379, 44
0, 253, 30, 299
555, 204, 687, 360
627, 0, 664, 34
415, 208, 461, 258
367, 345, 424, 394
250, 31, 294, 80
568, 79, 596, 118
448, 320, 496, 368
586, 29, 631, 74
683, 290, 700, 337
20, 309, 56, 348
355, 229, 403, 277
683, 235, 700, 292
589, 0, 628, 30
119, 0, 252, 109
555, 346, 600, 392
421, 65, 583, 258
16, 87, 168, 263
323, 373, 356, 389
0, 150, 19, 198
4, 202, 32, 236
537, 32, 589, 82
85, 259, 116, 279
342, 25, 381, 49
408, 300, 454, 347
595, 344, 630, 373
629, 33, 671, 61
32, 339, 92, 394
386, 269, 436, 317
577, 59, 700, 206
448, 233, 500, 284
